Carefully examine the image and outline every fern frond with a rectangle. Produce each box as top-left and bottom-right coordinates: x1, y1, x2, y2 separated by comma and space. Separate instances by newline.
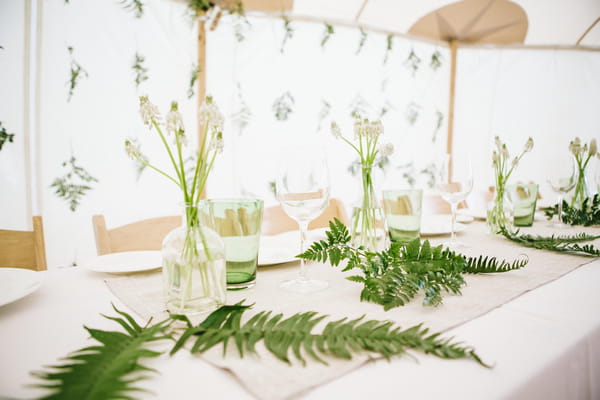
542, 194, 600, 226
301, 220, 528, 309
172, 302, 490, 368
500, 227, 600, 256
33, 304, 171, 400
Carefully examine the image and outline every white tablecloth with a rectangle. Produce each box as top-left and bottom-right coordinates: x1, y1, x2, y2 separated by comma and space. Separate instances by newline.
1, 223, 600, 399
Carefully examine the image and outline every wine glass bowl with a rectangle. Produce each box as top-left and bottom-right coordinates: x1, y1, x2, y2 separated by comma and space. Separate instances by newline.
547, 163, 577, 228
436, 155, 473, 248
276, 147, 330, 293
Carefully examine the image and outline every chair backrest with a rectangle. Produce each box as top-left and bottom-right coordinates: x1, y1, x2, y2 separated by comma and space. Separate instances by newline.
92, 215, 182, 255
0, 216, 47, 271
262, 198, 350, 236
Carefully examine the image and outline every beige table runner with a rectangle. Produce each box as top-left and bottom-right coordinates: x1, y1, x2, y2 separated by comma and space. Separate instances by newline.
106, 222, 600, 400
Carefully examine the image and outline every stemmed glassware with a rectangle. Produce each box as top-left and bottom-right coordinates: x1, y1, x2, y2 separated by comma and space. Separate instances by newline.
436, 154, 473, 248
276, 145, 330, 293
547, 160, 577, 228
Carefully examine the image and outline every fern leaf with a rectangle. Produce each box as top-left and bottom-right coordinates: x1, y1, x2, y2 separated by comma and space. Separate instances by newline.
173, 302, 490, 368
500, 227, 600, 256
33, 305, 171, 400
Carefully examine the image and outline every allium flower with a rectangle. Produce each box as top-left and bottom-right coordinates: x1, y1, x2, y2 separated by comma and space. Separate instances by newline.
378, 142, 394, 157
199, 96, 224, 133
165, 101, 185, 137
139, 95, 160, 127
124, 138, 140, 160
330, 121, 342, 139
210, 131, 224, 153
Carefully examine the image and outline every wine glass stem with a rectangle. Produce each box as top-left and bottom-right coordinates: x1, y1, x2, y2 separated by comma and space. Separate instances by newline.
557, 195, 564, 224
298, 221, 309, 281
450, 202, 458, 244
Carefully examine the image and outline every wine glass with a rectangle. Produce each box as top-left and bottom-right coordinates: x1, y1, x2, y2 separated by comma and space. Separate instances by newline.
276, 146, 330, 293
436, 154, 473, 248
547, 160, 577, 228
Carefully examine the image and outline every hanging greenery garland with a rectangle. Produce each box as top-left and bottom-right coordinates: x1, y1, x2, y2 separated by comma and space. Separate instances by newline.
120, 0, 144, 18
321, 23, 335, 48
66, 46, 88, 102
50, 155, 98, 212
272, 91, 295, 121
0, 121, 15, 151
132, 52, 149, 88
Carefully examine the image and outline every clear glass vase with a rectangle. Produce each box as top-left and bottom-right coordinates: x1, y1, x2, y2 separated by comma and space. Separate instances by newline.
350, 164, 388, 252
570, 169, 590, 208
162, 204, 226, 316
486, 185, 513, 234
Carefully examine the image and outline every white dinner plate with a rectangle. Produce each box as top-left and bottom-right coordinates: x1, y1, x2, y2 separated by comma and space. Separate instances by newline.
0, 268, 43, 307
420, 215, 467, 236
80, 251, 162, 273
258, 229, 327, 266
457, 208, 487, 220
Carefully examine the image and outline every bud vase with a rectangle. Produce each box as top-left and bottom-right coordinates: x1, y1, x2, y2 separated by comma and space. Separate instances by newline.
486, 185, 513, 234
570, 170, 590, 208
162, 204, 226, 315
350, 164, 388, 252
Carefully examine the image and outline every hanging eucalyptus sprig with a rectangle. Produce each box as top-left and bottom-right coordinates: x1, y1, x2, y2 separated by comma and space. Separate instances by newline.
231, 82, 252, 134
119, 0, 144, 18
172, 301, 489, 368
272, 91, 295, 121
420, 163, 438, 188
233, 14, 251, 42
299, 219, 528, 309
405, 102, 421, 125
432, 110, 444, 142
50, 155, 98, 212
125, 138, 148, 179
321, 23, 334, 48
499, 226, 600, 256
316, 99, 331, 132
280, 15, 294, 53
404, 48, 421, 76
383, 34, 393, 64
32, 305, 172, 400
0, 121, 15, 151
187, 64, 200, 99
430, 50, 443, 70
66, 46, 88, 102
355, 27, 368, 55
132, 52, 149, 88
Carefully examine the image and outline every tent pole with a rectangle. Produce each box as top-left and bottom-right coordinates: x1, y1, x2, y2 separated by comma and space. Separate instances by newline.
447, 40, 458, 179
197, 14, 207, 198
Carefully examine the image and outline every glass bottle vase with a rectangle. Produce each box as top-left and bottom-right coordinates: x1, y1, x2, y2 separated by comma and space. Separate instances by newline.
570, 169, 590, 209
486, 185, 513, 234
162, 204, 226, 316
350, 164, 388, 252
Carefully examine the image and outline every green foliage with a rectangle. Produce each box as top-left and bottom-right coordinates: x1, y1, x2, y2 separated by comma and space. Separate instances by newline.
171, 302, 489, 368
432, 110, 444, 143
66, 46, 88, 102
187, 64, 200, 99
404, 48, 421, 76
280, 15, 294, 53
50, 155, 98, 212
405, 102, 421, 125
33, 305, 171, 400
321, 23, 334, 48
500, 227, 600, 256
299, 219, 527, 309
132, 52, 149, 88
187, 0, 214, 16
120, 0, 144, 18
356, 27, 367, 55
0, 121, 15, 151
430, 50, 442, 70
232, 82, 252, 133
542, 194, 600, 226
383, 34, 393, 64
272, 91, 295, 121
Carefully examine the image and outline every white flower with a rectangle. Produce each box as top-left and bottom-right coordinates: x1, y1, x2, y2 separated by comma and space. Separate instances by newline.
368, 120, 384, 139
492, 151, 499, 165
494, 136, 502, 151
165, 102, 185, 137
125, 138, 140, 160
511, 157, 519, 167
139, 96, 160, 127
330, 121, 342, 139
524, 137, 534, 153
378, 142, 394, 157
199, 96, 224, 132
589, 139, 597, 157
353, 119, 363, 139
501, 144, 509, 159
209, 131, 224, 153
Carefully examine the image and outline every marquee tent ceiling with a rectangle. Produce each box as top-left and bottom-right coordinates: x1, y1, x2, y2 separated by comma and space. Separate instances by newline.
240, 0, 600, 47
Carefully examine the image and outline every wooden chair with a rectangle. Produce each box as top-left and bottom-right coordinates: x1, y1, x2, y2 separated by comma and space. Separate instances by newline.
261, 198, 350, 236
92, 215, 181, 255
0, 216, 47, 271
